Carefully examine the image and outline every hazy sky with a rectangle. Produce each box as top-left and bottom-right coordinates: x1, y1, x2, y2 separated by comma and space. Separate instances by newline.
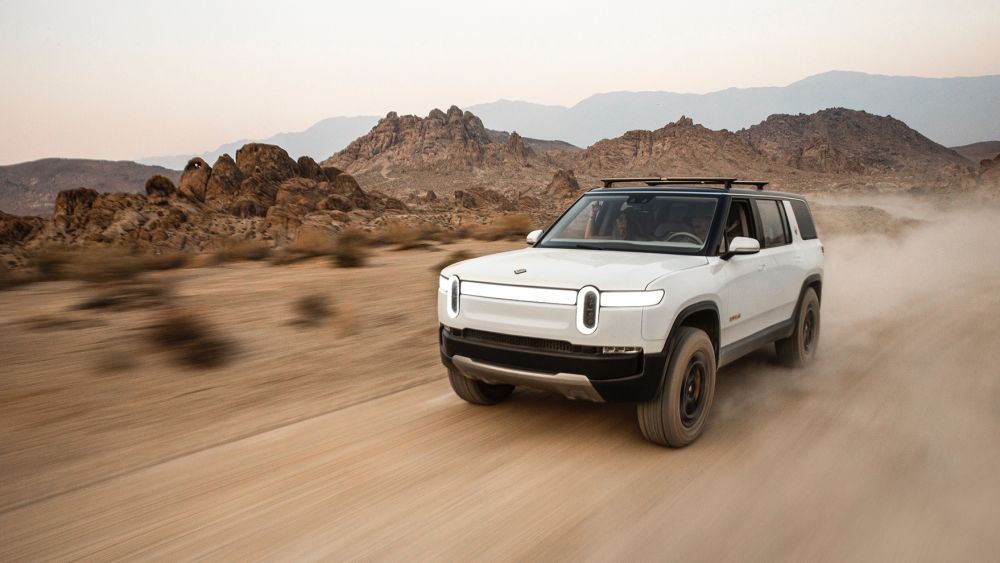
1, 0, 998, 164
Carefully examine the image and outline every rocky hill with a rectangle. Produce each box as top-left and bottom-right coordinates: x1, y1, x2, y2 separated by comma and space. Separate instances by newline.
738, 108, 972, 176
0, 159, 180, 217
323, 106, 575, 195
568, 116, 768, 178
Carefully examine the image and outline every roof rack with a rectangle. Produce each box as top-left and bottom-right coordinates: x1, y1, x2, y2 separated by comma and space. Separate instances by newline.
599, 177, 768, 190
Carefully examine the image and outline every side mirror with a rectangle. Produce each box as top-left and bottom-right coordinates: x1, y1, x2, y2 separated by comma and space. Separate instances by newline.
526, 229, 543, 245
721, 236, 760, 260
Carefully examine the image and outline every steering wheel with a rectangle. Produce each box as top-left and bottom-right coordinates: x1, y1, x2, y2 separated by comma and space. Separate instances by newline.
666, 231, 703, 245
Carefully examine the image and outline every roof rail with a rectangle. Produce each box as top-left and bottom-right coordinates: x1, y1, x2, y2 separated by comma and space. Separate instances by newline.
599, 177, 768, 190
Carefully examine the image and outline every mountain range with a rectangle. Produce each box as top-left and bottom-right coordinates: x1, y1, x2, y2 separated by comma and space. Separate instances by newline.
139, 71, 1000, 169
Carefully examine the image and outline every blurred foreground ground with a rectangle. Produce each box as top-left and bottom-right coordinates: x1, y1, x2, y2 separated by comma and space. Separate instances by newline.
2, 199, 1000, 560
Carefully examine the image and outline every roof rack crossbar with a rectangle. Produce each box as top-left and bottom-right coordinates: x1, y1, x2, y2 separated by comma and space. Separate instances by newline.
598, 177, 768, 191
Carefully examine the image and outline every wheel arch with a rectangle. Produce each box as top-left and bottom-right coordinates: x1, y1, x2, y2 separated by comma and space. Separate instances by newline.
664, 301, 720, 363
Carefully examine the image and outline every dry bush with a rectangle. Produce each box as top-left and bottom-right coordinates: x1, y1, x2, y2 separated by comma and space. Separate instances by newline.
286, 229, 337, 257
293, 293, 333, 326
331, 227, 370, 268
210, 238, 272, 263
432, 249, 473, 272
29, 246, 187, 283
148, 308, 234, 369
474, 214, 533, 241
75, 280, 172, 311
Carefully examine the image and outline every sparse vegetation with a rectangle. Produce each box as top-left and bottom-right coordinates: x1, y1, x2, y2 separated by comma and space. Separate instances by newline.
75, 281, 172, 311
28, 246, 189, 283
286, 229, 338, 257
293, 293, 333, 327
331, 227, 370, 268
377, 221, 444, 250
148, 308, 234, 369
474, 214, 533, 241
209, 238, 272, 263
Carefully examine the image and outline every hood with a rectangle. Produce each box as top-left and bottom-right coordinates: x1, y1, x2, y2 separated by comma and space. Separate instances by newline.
442, 247, 708, 291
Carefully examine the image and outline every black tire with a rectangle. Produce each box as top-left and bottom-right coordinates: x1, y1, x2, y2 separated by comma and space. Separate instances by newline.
637, 327, 717, 447
776, 287, 820, 368
447, 367, 515, 405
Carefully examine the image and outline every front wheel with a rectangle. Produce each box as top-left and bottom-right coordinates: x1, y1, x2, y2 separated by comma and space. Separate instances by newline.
637, 327, 717, 447
447, 367, 515, 405
776, 287, 820, 368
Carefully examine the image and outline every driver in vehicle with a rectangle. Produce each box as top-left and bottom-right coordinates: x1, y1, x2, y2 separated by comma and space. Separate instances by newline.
653, 211, 711, 243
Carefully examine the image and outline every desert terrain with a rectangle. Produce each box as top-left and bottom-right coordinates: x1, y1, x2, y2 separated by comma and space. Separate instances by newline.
2, 196, 999, 560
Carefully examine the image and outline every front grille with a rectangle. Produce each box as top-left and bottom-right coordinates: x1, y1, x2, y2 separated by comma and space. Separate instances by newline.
461, 329, 601, 355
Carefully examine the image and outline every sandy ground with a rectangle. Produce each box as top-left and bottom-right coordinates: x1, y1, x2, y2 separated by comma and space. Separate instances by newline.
2, 200, 1000, 560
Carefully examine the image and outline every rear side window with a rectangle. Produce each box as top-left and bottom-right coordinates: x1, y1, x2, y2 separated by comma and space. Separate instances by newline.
756, 199, 790, 248
789, 199, 818, 240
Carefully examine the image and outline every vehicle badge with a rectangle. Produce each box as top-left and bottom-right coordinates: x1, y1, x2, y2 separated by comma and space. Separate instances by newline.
514, 267, 527, 275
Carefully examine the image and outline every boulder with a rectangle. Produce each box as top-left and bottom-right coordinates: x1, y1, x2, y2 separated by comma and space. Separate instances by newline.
178, 157, 212, 202
235, 143, 299, 181
205, 154, 244, 203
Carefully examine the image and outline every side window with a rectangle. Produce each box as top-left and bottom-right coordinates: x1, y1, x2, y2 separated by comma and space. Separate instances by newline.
789, 199, 818, 240
756, 199, 790, 248
720, 199, 755, 253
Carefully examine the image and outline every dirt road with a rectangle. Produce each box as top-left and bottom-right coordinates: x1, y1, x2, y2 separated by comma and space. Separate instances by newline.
2, 205, 1000, 560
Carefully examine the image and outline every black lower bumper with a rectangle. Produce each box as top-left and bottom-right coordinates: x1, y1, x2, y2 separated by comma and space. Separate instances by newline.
440, 327, 667, 402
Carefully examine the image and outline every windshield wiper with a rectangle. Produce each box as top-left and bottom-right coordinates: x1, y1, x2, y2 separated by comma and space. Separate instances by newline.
574, 243, 607, 251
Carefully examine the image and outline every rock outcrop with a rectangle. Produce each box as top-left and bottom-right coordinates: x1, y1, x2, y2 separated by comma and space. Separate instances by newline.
0, 143, 389, 262
543, 169, 581, 198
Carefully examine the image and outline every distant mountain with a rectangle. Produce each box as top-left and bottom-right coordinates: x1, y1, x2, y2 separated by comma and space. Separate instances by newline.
139, 116, 379, 170
466, 71, 1000, 148
950, 140, 1000, 163
0, 158, 180, 216
739, 108, 972, 174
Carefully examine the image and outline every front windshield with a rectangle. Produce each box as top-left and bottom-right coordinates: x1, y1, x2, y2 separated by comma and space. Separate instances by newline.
539, 193, 719, 253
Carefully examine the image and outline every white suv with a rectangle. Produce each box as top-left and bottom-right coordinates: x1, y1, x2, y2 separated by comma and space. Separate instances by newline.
438, 177, 824, 447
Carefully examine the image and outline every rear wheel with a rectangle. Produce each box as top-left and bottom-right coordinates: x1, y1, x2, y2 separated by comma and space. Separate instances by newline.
447, 367, 515, 405
776, 287, 820, 368
637, 327, 717, 447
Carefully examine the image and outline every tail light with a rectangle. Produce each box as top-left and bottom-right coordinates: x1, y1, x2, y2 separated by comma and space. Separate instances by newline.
576, 286, 600, 334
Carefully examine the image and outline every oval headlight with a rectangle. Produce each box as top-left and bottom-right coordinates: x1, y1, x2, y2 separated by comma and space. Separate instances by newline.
576, 286, 600, 334
446, 275, 461, 318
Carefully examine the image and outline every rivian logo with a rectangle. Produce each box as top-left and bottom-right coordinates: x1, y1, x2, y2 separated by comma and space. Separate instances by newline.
514, 267, 527, 275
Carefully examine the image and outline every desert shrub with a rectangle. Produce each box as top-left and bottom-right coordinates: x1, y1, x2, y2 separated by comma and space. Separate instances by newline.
148, 308, 234, 369
286, 229, 337, 257
210, 238, 271, 263
432, 249, 473, 272
144, 252, 190, 271
331, 228, 369, 268
293, 293, 333, 326
29, 246, 180, 283
474, 214, 533, 241
76, 280, 171, 311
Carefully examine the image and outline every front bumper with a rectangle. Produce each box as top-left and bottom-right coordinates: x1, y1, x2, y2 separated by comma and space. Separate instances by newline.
440, 326, 667, 402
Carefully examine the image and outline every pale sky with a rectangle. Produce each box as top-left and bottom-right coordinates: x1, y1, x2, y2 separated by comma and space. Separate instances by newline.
1, 0, 998, 164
